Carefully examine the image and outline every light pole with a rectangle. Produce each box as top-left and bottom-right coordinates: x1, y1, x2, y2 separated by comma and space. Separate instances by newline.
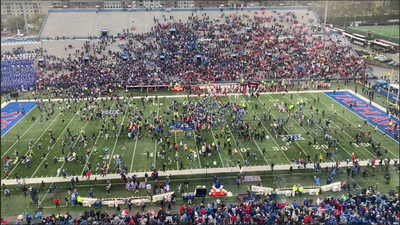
21, 1, 29, 37
323, 1, 328, 28
344, 15, 348, 28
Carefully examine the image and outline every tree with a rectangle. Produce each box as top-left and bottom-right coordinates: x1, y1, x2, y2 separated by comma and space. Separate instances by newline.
5, 15, 24, 33
28, 13, 46, 30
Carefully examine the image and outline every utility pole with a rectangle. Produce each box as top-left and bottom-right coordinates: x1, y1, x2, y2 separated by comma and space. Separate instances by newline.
22, 1, 29, 37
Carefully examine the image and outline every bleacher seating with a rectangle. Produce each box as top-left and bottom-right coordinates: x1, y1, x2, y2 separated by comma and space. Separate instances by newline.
1, 54, 37, 93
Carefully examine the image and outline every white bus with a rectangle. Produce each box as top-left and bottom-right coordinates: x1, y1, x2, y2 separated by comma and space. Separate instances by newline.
370, 41, 392, 53
353, 33, 367, 39
351, 36, 368, 47
375, 39, 399, 52
344, 33, 353, 40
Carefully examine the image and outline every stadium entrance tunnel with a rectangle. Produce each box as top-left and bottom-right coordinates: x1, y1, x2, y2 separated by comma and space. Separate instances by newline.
101, 29, 109, 37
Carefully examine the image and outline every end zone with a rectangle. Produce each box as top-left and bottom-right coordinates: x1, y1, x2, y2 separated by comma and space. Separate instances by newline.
324, 91, 399, 142
1, 102, 37, 137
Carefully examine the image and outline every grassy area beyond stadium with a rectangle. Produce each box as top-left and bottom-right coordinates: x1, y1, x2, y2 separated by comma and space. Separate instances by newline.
350, 25, 399, 40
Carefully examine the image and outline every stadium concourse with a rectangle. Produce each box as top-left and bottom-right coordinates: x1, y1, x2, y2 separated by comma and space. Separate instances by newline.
1, 6, 399, 225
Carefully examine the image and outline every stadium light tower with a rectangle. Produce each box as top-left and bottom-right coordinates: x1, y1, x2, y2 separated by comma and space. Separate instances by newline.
323, 1, 328, 31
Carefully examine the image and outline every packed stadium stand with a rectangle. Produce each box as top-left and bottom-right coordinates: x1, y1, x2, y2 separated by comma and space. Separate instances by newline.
1, 53, 36, 93
39, 8, 321, 38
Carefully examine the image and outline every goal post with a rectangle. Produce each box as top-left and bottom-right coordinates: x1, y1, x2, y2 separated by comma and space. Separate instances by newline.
387, 68, 399, 110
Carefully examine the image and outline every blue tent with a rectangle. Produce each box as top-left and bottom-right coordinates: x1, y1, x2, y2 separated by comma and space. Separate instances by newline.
314, 176, 321, 186
376, 80, 388, 87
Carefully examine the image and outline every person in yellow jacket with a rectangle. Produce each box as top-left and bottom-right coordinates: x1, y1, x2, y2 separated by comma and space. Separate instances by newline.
293, 185, 298, 195
319, 154, 323, 163
299, 186, 304, 196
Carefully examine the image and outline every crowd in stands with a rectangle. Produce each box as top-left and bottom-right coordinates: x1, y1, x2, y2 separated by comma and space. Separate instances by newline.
1, 53, 37, 93
29, 9, 368, 96
5, 186, 398, 224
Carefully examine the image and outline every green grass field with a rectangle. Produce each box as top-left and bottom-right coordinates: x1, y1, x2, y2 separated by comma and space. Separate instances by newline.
1, 91, 398, 181
350, 25, 399, 40
1, 88, 399, 218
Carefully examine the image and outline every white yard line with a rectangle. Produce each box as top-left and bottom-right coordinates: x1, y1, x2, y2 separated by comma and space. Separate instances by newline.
225, 95, 267, 165
7, 112, 63, 178
107, 100, 130, 171
129, 138, 139, 173
291, 93, 368, 160
81, 99, 117, 176
309, 92, 393, 158
243, 95, 292, 163
175, 132, 179, 170
154, 98, 159, 170
192, 133, 202, 169
31, 106, 90, 178
2, 113, 39, 157
289, 94, 353, 157
262, 94, 316, 162
278, 94, 334, 162
209, 126, 226, 167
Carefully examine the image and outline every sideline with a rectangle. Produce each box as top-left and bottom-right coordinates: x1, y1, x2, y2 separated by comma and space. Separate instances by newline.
1, 90, 334, 110
2, 159, 398, 185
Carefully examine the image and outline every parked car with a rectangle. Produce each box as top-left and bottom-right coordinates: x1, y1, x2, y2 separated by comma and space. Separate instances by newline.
391, 62, 399, 67
379, 57, 392, 63
374, 55, 386, 60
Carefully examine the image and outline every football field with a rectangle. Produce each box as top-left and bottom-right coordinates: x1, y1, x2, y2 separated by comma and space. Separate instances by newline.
1, 90, 399, 181
350, 25, 399, 40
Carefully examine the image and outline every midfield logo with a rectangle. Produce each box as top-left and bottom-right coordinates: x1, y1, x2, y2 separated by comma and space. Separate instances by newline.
279, 134, 305, 141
